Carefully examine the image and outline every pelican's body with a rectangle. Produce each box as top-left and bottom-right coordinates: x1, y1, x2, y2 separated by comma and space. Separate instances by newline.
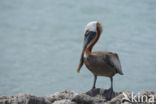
84, 51, 122, 77
77, 21, 123, 100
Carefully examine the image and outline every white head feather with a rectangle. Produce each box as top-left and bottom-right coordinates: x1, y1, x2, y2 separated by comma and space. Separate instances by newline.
84, 21, 98, 32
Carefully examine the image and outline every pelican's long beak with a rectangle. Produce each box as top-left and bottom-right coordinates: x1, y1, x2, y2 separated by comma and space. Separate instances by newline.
76, 44, 86, 73
77, 31, 96, 73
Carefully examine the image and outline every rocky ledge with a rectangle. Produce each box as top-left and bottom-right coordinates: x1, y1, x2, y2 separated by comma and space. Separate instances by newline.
0, 89, 155, 104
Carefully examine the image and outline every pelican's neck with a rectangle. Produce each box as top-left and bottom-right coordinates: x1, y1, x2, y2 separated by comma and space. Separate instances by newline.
84, 45, 94, 58
84, 35, 100, 57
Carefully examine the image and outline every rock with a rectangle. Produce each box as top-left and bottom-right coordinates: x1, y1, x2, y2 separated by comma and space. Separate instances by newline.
72, 93, 106, 104
0, 89, 155, 104
48, 90, 78, 103
0, 94, 51, 104
53, 99, 76, 104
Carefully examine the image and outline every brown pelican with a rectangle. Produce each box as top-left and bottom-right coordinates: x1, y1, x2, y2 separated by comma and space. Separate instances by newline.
77, 21, 123, 99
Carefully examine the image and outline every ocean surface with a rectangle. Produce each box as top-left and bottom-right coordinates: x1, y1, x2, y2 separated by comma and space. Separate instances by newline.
0, 0, 156, 96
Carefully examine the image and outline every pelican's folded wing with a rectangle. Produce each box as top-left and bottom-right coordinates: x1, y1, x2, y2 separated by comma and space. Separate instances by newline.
108, 53, 123, 75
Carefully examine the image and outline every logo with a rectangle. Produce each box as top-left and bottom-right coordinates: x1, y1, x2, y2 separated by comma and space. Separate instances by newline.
122, 92, 131, 103
122, 92, 155, 103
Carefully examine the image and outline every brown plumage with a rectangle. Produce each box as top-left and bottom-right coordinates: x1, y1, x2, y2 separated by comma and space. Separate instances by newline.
84, 51, 123, 77
77, 21, 123, 99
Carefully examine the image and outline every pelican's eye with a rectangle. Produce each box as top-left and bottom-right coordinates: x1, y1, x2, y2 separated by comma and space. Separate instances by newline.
85, 30, 89, 37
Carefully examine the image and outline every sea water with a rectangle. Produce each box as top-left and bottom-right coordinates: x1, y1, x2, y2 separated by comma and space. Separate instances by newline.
0, 0, 156, 95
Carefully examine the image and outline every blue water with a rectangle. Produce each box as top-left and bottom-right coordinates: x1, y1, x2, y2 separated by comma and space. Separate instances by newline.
0, 0, 156, 96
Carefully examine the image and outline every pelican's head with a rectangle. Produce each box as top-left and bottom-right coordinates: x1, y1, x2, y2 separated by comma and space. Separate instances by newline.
83, 21, 103, 49
77, 21, 103, 73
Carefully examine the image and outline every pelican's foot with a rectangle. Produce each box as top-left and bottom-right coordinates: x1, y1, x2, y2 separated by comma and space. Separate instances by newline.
86, 88, 101, 97
103, 88, 115, 100
86, 88, 115, 100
